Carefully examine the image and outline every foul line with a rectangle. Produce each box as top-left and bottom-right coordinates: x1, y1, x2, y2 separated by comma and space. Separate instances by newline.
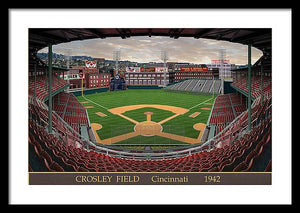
188, 97, 214, 110
82, 95, 109, 111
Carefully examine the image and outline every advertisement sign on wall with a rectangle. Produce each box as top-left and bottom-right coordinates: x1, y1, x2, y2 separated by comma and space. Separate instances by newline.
179, 67, 209, 71
85, 60, 97, 70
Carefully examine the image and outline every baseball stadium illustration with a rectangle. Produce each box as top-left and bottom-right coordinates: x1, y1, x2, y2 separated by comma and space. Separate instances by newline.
28, 28, 271, 173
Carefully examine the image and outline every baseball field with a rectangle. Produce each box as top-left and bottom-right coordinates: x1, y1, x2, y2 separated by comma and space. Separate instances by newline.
76, 89, 216, 145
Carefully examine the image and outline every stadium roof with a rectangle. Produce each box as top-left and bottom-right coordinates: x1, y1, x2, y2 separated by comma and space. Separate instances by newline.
29, 28, 271, 54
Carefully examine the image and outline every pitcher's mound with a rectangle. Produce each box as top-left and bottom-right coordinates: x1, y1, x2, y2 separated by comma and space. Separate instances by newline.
144, 112, 153, 115
134, 121, 162, 136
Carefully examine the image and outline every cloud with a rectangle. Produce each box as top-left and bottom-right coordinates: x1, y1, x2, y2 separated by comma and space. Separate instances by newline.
39, 36, 263, 65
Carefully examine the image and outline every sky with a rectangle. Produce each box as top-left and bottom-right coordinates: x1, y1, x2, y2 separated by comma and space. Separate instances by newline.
39, 36, 263, 65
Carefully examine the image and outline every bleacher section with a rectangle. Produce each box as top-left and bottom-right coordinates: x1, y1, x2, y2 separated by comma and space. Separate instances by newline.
202, 80, 213, 93
184, 79, 198, 91
165, 79, 222, 94
210, 79, 221, 94
192, 79, 206, 92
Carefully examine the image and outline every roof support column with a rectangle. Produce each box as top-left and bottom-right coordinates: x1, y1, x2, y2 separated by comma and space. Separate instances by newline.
45, 64, 48, 89
48, 43, 53, 134
247, 43, 252, 131
253, 68, 255, 91
261, 60, 264, 106
235, 71, 237, 82
240, 71, 242, 87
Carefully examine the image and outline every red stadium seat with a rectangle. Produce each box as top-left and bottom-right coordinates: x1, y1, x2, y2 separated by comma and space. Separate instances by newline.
51, 162, 65, 172
233, 162, 247, 172
40, 151, 53, 166
33, 143, 43, 158
264, 160, 272, 172
208, 166, 219, 172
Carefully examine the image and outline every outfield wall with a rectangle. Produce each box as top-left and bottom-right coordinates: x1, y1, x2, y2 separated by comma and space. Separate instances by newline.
71, 85, 164, 96
71, 87, 109, 96
127, 85, 163, 90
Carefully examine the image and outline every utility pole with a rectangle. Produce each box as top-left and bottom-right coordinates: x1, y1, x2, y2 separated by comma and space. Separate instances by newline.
219, 49, 226, 94
65, 48, 71, 93
113, 49, 121, 75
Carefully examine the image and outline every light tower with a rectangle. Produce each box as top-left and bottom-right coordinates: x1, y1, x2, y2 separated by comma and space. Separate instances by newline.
113, 49, 121, 75
65, 48, 71, 93
160, 50, 168, 87
219, 49, 226, 94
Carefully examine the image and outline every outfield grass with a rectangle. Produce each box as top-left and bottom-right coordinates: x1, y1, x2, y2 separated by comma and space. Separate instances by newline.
76, 89, 216, 145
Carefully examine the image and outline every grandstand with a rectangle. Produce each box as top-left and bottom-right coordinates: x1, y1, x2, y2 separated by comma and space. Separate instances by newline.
165, 79, 222, 94
28, 74, 68, 101
28, 28, 272, 174
232, 72, 272, 99
203, 93, 247, 141
53, 92, 89, 134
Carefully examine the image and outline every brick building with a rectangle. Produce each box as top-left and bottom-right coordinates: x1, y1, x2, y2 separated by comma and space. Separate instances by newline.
173, 66, 219, 82
85, 73, 111, 89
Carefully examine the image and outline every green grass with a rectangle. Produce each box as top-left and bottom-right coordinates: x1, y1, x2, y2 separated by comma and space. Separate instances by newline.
122, 107, 175, 123
76, 89, 216, 144
162, 105, 213, 139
